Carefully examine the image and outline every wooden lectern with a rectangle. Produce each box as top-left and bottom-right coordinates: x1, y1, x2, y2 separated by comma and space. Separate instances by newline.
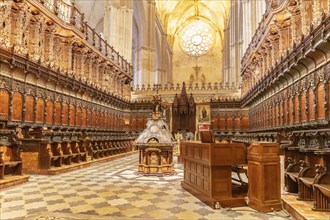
180, 141, 247, 209
181, 141, 282, 212
247, 142, 282, 212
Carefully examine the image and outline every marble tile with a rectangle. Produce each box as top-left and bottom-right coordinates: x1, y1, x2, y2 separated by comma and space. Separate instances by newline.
0, 154, 308, 220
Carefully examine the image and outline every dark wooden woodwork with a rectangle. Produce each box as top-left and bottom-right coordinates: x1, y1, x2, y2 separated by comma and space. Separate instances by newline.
0, 89, 9, 118
12, 92, 23, 122
180, 141, 247, 209
25, 95, 34, 123
172, 83, 196, 135
0, 130, 22, 179
281, 129, 330, 211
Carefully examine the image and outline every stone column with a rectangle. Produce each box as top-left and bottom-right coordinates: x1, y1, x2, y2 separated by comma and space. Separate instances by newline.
28, 16, 43, 62
313, 0, 322, 26
300, 1, 311, 36
105, 2, 133, 63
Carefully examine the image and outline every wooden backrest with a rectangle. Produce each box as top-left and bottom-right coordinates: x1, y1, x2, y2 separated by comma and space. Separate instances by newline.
0, 146, 14, 161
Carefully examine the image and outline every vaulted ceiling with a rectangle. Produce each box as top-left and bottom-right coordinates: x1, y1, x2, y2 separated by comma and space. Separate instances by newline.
155, 0, 230, 39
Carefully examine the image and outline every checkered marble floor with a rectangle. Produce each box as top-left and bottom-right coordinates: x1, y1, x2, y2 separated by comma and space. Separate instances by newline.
0, 153, 291, 220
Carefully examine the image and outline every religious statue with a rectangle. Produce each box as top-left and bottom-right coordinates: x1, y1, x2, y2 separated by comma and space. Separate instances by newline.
201, 73, 206, 84
190, 73, 195, 84
202, 107, 208, 119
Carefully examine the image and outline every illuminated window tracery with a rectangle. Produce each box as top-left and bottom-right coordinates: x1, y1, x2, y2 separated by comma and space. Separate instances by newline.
180, 21, 214, 57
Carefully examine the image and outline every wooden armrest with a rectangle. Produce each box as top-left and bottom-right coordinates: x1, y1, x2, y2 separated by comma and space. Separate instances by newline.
299, 177, 315, 186
314, 184, 330, 197
286, 171, 299, 179
5, 161, 22, 167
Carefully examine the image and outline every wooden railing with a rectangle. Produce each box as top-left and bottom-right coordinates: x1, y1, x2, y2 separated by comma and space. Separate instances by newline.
34, 0, 132, 77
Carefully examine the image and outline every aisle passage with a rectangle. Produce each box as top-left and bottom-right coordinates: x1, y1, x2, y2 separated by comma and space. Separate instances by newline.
0, 154, 287, 220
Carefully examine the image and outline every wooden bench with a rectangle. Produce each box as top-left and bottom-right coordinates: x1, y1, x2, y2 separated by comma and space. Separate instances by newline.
281, 129, 330, 212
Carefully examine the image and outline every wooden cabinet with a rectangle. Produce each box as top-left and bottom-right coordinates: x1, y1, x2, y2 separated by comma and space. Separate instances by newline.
180, 141, 247, 209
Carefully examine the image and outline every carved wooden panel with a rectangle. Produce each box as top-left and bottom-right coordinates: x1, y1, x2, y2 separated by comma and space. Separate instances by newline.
308, 89, 315, 121
106, 113, 110, 127
0, 89, 9, 119
226, 117, 233, 130
301, 93, 307, 122
328, 82, 330, 119
137, 117, 143, 130
96, 112, 100, 128
288, 99, 293, 125
212, 116, 218, 130
82, 108, 87, 127
109, 113, 113, 128
283, 100, 287, 126
115, 114, 118, 129
241, 116, 249, 130
102, 112, 105, 128
25, 95, 34, 122
55, 102, 61, 125
12, 92, 23, 121
294, 95, 299, 124
131, 117, 137, 130
0, 146, 13, 161
91, 111, 95, 127
317, 84, 325, 120
36, 98, 44, 123
219, 116, 225, 130
275, 103, 279, 126
143, 116, 148, 129
87, 110, 92, 127
234, 117, 240, 130
76, 107, 81, 127
46, 101, 54, 125
278, 101, 282, 126
62, 103, 68, 125
69, 104, 75, 126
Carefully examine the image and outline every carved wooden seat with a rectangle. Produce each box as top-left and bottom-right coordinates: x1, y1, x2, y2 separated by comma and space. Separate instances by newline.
106, 141, 114, 155
0, 146, 22, 179
60, 141, 72, 165
118, 141, 125, 153
70, 142, 81, 163
85, 138, 97, 160
0, 130, 23, 179
285, 158, 304, 193
91, 141, 103, 158
112, 141, 119, 154
77, 140, 88, 162
50, 143, 63, 167
103, 141, 113, 156
299, 176, 315, 201
98, 141, 109, 157
312, 158, 330, 211
297, 152, 320, 201
121, 141, 127, 152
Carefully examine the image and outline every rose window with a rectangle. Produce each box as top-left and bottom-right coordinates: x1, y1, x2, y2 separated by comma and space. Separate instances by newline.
180, 21, 214, 57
